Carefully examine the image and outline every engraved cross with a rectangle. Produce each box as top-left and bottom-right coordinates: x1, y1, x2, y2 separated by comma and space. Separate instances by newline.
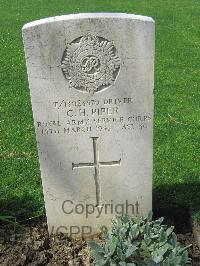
72, 137, 121, 207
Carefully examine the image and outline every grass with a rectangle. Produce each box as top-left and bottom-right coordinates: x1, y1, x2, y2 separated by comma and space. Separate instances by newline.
0, 0, 200, 223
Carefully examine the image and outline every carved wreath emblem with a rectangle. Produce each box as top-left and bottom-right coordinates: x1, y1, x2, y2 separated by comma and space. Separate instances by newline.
61, 35, 120, 94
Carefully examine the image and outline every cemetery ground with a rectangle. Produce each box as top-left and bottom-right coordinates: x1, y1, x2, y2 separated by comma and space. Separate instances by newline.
0, 0, 200, 265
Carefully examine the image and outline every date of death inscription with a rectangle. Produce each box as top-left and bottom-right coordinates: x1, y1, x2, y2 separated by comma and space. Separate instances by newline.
36, 97, 152, 135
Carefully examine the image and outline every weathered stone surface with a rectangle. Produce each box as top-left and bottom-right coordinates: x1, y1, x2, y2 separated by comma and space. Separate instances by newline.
22, 13, 155, 237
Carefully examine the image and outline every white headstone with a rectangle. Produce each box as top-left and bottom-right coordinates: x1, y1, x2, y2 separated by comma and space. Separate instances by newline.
22, 13, 154, 237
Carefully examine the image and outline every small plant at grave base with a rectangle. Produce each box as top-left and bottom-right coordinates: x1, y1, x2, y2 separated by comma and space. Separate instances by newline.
0, 215, 16, 225
88, 212, 192, 266
0, 215, 18, 231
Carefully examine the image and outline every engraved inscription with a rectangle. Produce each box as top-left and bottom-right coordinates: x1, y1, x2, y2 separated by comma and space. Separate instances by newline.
36, 97, 152, 135
72, 137, 121, 206
61, 35, 120, 94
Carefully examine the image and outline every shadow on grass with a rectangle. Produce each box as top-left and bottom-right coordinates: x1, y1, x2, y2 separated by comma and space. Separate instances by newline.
153, 180, 200, 232
0, 194, 44, 222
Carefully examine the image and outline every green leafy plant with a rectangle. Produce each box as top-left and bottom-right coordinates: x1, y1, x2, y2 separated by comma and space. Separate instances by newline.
89, 212, 192, 265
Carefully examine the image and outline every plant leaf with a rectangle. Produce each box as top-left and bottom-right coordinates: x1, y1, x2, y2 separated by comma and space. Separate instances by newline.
125, 245, 138, 258
88, 241, 105, 254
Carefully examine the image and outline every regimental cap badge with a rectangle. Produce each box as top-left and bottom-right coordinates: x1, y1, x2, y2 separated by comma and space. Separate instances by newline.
61, 35, 120, 94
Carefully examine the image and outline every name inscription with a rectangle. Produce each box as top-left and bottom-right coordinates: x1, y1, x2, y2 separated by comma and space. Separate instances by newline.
36, 96, 152, 135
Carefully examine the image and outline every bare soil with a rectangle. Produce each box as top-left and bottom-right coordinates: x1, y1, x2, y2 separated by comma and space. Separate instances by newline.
0, 220, 91, 266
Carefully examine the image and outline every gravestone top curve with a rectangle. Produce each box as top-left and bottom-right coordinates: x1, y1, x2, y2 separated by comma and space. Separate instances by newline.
22, 13, 154, 30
